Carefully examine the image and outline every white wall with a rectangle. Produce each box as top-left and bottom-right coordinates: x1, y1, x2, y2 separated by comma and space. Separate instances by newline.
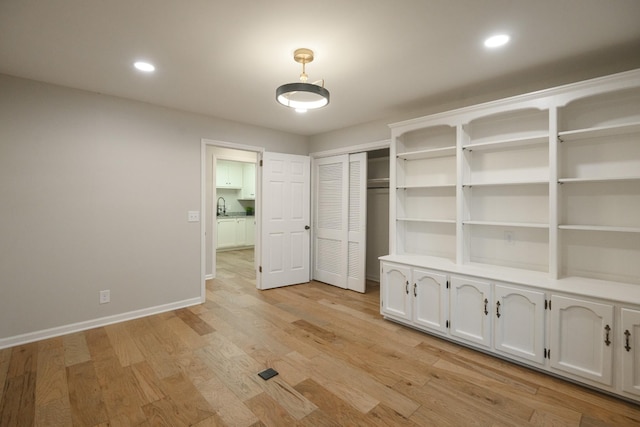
0, 74, 307, 345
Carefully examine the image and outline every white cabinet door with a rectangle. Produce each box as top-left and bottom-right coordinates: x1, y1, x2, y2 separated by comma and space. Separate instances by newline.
549, 295, 614, 386
450, 276, 491, 348
621, 308, 640, 397
235, 218, 246, 246
413, 268, 448, 335
380, 263, 411, 322
245, 217, 255, 246
494, 284, 546, 365
241, 163, 256, 199
217, 218, 237, 248
217, 160, 243, 188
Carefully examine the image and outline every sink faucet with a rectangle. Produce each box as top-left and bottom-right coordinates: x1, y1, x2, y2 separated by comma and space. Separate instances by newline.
217, 197, 226, 216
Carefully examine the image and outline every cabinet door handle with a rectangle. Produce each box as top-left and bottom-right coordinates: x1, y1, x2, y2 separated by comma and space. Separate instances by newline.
625, 329, 631, 352
405, 281, 409, 295
496, 301, 501, 318
413, 283, 417, 297
604, 325, 611, 346
484, 298, 488, 315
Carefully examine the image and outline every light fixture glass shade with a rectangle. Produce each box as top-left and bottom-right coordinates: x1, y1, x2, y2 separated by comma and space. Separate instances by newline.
276, 82, 330, 110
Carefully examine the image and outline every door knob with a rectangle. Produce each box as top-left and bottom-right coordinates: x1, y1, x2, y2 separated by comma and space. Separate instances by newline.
305, 225, 310, 230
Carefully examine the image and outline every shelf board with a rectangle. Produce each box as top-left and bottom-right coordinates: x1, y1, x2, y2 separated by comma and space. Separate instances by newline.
558, 176, 640, 184
397, 218, 456, 224
397, 184, 456, 189
397, 146, 456, 160
559, 225, 640, 233
463, 134, 548, 151
558, 121, 640, 142
367, 178, 390, 188
462, 179, 548, 187
463, 220, 549, 229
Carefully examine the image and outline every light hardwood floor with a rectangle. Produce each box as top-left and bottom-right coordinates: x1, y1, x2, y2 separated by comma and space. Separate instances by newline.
1, 248, 639, 426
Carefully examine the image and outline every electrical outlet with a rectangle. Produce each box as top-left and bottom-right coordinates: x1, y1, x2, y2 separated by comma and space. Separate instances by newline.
188, 211, 200, 222
99, 290, 110, 304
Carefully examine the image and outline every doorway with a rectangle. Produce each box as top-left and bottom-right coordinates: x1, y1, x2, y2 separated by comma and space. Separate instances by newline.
202, 139, 263, 298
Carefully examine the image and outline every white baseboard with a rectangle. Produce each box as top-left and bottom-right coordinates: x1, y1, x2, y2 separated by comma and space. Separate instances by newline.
0, 297, 203, 350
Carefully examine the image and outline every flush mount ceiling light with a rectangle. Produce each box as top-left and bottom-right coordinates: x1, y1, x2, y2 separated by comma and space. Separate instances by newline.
484, 34, 510, 48
276, 48, 330, 113
134, 61, 155, 72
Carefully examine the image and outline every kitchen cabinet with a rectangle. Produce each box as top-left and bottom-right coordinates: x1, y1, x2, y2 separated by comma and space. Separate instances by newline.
494, 284, 546, 365
450, 276, 492, 349
245, 217, 255, 246
240, 163, 256, 199
621, 308, 640, 397
217, 217, 254, 249
235, 218, 246, 246
216, 160, 243, 188
549, 294, 614, 386
217, 218, 237, 249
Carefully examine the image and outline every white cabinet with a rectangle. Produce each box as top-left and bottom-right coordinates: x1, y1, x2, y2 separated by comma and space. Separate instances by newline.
216, 160, 243, 188
245, 217, 255, 246
549, 295, 614, 386
217, 217, 254, 249
240, 163, 256, 199
413, 268, 448, 335
235, 218, 246, 246
217, 218, 237, 249
380, 263, 411, 322
621, 308, 640, 397
494, 284, 546, 365
450, 276, 492, 348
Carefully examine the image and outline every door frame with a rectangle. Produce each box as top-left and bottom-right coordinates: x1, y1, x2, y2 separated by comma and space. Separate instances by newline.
201, 138, 265, 301
309, 139, 390, 286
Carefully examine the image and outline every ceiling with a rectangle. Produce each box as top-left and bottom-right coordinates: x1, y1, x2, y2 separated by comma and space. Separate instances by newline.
1, 1, 640, 136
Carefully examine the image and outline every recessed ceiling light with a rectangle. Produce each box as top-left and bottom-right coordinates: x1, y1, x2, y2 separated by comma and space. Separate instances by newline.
134, 61, 155, 72
484, 34, 510, 48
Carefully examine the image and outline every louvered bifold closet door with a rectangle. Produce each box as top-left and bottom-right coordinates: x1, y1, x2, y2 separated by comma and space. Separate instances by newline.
313, 153, 367, 292
314, 155, 348, 288
347, 152, 367, 292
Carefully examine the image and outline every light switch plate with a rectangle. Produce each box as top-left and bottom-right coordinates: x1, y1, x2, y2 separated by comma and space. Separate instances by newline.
188, 211, 200, 222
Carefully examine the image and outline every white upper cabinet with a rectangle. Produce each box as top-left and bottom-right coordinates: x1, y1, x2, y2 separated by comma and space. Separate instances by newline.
216, 159, 244, 188
241, 162, 256, 199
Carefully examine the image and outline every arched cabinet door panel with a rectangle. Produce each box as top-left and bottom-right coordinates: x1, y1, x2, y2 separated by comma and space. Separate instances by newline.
381, 262, 412, 322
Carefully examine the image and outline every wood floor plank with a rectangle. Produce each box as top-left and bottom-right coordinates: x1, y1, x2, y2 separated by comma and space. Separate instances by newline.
62, 333, 91, 367
104, 322, 146, 367
0, 371, 36, 427
7, 342, 37, 378
294, 378, 369, 425
34, 397, 73, 427
194, 374, 260, 427
174, 308, 215, 336
66, 360, 109, 426
244, 392, 298, 426
35, 343, 69, 407
0, 348, 10, 403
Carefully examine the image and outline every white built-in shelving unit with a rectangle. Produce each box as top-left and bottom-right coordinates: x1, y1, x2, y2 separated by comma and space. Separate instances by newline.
381, 69, 640, 403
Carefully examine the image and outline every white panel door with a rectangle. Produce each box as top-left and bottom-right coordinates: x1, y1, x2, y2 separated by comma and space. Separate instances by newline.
313, 153, 367, 292
260, 152, 310, 289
